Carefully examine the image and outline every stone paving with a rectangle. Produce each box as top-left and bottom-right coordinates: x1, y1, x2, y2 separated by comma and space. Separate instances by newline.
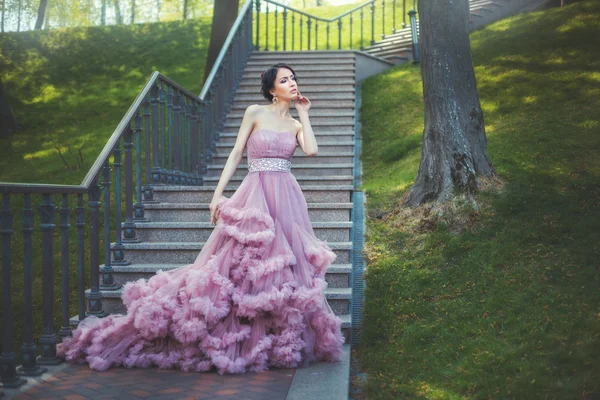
6, 362, 296, 400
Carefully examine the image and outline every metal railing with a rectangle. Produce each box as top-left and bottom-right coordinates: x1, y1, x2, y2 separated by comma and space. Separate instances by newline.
0, 0, 254, 387
253, 0, 417, 52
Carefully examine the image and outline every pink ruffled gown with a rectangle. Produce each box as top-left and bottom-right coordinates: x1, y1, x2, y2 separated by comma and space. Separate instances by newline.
57, 128, 346, 375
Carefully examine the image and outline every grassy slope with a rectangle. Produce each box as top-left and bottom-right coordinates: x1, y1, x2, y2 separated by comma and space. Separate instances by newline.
356, 1, 600, 399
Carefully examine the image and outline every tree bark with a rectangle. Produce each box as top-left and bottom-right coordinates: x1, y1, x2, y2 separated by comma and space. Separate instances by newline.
203, 0, 239, 84
403, 0, 496, 207
1, 0, 5, 33
0, 78, 17, 138
35, 0, 48, 30
101, 0, 106, 25
183, 0, 188, 19
131, 0, 135, 23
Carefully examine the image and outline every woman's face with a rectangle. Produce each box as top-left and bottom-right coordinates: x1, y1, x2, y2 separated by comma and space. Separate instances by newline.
271, 68, 298, 101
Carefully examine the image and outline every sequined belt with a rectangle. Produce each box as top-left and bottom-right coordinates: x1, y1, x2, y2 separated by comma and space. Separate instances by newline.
247, 157, 292, 173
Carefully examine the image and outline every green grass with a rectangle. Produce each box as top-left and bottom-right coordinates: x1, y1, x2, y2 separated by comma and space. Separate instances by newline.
355, 1, 600, 399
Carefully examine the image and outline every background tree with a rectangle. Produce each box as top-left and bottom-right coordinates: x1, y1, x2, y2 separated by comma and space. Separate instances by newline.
403, 0, 496, 208
114, 0, 122, 24
203, 0, 238, 83
0, 78, 17, 138
34, 0, 47, 29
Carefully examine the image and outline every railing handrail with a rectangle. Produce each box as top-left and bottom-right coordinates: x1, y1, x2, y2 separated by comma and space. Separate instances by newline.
0, 70, 203, 193
199, 0, 254, 100
259, 0, 377, 24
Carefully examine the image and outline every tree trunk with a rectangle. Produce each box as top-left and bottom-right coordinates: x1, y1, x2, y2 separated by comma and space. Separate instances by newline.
403, 0, 496, 207
156, 0, 160, 21
131, 0, 135, 23
1, 0, 5, 33
101, 0, 106, 25
17, 0, 21, 31
0, 78, 17, 138
203, 0, 239, 84
35, 0, 48, 30
183, 0, 188, 20
114, 0, 122, 24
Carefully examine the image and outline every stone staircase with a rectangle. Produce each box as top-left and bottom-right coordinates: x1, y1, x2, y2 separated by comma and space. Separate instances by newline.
363, 0, 541, 63
79, 50, 393, 346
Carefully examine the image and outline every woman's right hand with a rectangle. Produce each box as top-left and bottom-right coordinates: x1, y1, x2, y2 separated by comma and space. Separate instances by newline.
209, 195, 226, 225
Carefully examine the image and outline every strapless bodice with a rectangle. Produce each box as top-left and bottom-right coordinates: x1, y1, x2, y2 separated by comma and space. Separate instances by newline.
246, 129, 297, 161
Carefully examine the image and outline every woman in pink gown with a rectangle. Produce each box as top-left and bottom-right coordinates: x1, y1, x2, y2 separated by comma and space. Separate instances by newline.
57, 63, 346, 375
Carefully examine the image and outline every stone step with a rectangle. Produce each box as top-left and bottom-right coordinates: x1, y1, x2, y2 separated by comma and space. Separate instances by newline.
225, 115, 354, 126
244, 64, 355, 73
241, 70, 355, 80
111, 241, 352, 265
239, 82, 355, 91
223, 120, 354, 131
217, 130, 354, 143
232, 91, 355, 101
128, 221, 353, 243
142, 202, 354, 223
238, 77, 355, 88
211, 151, 355, 165
234, 86, 354, 95
84, 287, 352, 318
204, 163, 354, 177
104, 263, 352, 289
200, 175, 355, 186
216, 140, 355, 153
247, 59, 355, 67
231, 99, 355, 108
150, 185, 354, 203
249, 50, 356, 59
227, 109, 355, 119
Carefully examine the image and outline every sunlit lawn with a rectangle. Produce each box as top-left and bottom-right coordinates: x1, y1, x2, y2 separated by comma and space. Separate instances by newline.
356, 1, 600, 398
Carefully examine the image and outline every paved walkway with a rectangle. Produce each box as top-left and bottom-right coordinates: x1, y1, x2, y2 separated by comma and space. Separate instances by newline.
4, 362, 296, 400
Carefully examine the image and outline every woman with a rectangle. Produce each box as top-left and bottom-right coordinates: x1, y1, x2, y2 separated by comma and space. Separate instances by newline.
57, 63, 346, 375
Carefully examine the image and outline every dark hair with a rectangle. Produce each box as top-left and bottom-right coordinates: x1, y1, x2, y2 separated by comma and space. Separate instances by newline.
260, 63, 298, 103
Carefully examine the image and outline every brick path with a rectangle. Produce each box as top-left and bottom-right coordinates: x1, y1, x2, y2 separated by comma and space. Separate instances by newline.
9, 363, 296, 400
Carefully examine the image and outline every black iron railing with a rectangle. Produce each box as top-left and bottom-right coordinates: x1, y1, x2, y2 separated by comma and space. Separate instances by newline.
253, 0, 418, 52
0, 0, 254, 387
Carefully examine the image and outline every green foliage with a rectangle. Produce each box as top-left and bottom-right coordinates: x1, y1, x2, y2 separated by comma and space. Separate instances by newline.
355, 1, 600, 398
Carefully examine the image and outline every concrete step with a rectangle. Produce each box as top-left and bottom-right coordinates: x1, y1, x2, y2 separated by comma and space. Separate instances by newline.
84, 286, 352, 318
244, 64, 355, 74
223, 119, 354, 130
201, 174, 355, 186
239, 77, 356, 87
231, 99, 355, 108
217, 131, 355, 143
249, 50, 356, 59
211, 151, 354, 165
110, 241, 353, 265
104, 263, 352, 289
150, 185, 354, 203
216, 140, 355, 153
142, 202, 354, 223
247, 59, 355, 67
232, 91, 355, 101
204, 163, 354, 177
234, 86, 354, 95
128, 221, 353, 243
241, 70, 355, 80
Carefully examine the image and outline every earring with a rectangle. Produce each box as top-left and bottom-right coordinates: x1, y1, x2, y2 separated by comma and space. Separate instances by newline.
272, 95, 278, 104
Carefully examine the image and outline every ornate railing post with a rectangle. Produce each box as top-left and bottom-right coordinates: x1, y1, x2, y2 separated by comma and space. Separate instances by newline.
101, 160, 119, 291
0, 194, 28, 387
409, 9, 420, 63
37, 193, 61, 366
87, 178, 108, 318
58, 193, 74, 339
17, 193, 47, 377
